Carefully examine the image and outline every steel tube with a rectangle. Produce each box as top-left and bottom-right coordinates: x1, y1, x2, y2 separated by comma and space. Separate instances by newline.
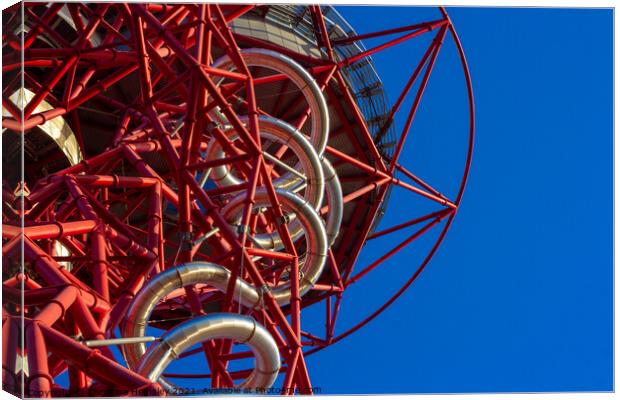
137, 314, 280, 390
25, 322, 52, 397
321, 158, 343, 246
122, 262, 262, 371
222, 188, 328, 281
212, 48, 330, 156
83, 337, 158, 347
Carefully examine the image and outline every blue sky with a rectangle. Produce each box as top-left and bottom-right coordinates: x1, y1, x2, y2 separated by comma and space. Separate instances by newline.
299, 6, 613, 394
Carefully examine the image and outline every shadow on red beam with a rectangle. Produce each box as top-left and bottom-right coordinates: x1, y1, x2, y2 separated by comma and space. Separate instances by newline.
2, 220, 97, 240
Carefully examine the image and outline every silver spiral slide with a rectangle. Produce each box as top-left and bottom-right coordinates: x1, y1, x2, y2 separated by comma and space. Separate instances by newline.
206, 115, 325, 207
137, 314, 280, 391
122, 48, 343, 389
212, 48, 330, 156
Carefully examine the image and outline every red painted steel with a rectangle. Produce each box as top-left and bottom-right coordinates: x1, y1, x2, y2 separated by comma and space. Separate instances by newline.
2, 3, 474, 397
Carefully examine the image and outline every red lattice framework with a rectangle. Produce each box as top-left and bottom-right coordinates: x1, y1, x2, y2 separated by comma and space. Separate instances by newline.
2, 3, 474, 397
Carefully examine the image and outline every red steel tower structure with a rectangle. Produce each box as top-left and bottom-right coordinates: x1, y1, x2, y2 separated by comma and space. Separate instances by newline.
2, 3, 474, 397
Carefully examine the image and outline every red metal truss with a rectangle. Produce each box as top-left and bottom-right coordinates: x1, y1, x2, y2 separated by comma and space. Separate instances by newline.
2, 3, 474, 397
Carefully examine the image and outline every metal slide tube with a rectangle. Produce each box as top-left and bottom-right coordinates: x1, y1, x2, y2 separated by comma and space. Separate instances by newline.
122, 262, 261, 370
137, 314, 280, 390
206, 115, 325, 211
207, 115, 327, 248
123, 186, 326, 381
322, 157, 343, 246
222, 188, 328, 275
123, 187, 328, 370
212, 48, 330, 156
209, 148, 342, 249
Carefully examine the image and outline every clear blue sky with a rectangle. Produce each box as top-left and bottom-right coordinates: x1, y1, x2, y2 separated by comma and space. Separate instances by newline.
300, 6, 613, 394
